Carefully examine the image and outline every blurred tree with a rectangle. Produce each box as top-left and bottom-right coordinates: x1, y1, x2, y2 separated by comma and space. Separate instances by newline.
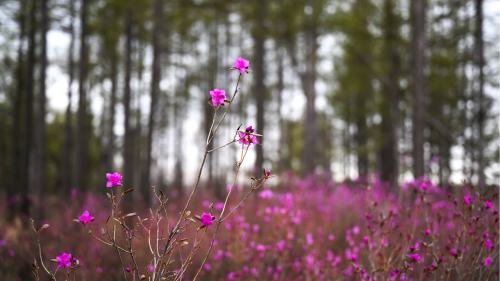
378, 0, 402, 189
411, 0, 427, 179
251, 0, 267, 176
62, 0, 75, 192
473, 0, 485, 190
33, 0, 49, 214
333, 0, 376, 180
143, 0, 164, 203
76, 0, 90, 190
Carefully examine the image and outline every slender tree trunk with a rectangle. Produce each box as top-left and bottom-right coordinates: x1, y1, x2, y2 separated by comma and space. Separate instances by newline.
411, 0, 426, 179
301, 9, 318, 175
144, 0, 164, 204
355, 110, 368, 179
76, 0, 89, 190
205, 21, 218, 189
474, 0, 485, 190
33, 0, 48, 214
10, 0, 27, 219
105, 52, 118, 172
253, 0, 266, 176
380, 0, 400, 190
123, 10, 134, 190
62, 0, 75, 193
24, 0, 37, 214
276, 49, 285, 170
173, 94, 184, 195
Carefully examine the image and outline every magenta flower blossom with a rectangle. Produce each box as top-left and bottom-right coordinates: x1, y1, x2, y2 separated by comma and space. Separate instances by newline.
483, 256, 493, 266
408, 253, 422, 263
264, 169, 272, 179
106, 172, 122, 188
233, 57, 250, 74
56, 252, 73, 268
450, 248, 459, 257
350, 254, 358, 262
238, 125, 259, 145
209, 88, 226, 107
78, 210, 95, 225
200, 212, 215, 227
485, 239, 493, 250
147, 264, 155, 273
463, 195, 472, 206
484, 200, 493, 209
259, 190, 274, 199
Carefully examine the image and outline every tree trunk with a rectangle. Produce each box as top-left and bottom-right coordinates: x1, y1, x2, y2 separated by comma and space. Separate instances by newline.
123, 10, 134, 190
10, 0, 27, 219
411, 0, 426, 179
379, 0, 400, 190
62, 0, 75, 193
76, 0, 89, 190
474, 0, 485, 190
355, 111, 368, 179
253, 0, 266, 177
24, 0, 37, 214
276, 49, 285, 170
301, 7, 318, 175
33, 0, 49, 214
144, 0, 164, 204
205, 21, 218, 189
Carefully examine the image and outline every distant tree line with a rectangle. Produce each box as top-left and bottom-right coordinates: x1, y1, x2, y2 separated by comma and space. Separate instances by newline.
0, 0, 497, 217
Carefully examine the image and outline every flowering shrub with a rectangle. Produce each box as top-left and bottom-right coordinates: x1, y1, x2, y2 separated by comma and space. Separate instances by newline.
0, 175, 498, 280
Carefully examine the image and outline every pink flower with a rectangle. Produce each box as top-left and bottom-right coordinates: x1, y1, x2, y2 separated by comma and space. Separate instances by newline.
146, 264, 155, 273
484, 200, 493, 209
463, 195, 472, 206
233, 57, 250, 74
200, 212, 215, 227
408, 253, 422, 263
106, 172, 122, 188
485, 239, 493, 250
209, 88, 226, 107
238, 125, 258, 145
259, 190, 274, 199
483, 256, 493, 266
56, 252, 73, 268
450, 248, 459, 257
350, 254, 358, 262
424, 228, 432, 236
78, 210, 95, 225
276, 240, 286, 251
203, 263, 212, 272
264, 169, 272, 179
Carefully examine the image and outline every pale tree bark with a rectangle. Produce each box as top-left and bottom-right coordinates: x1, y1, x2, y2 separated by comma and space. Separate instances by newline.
411, 0, 426, 179
301, 2, 319, 175
253, 0, 266, 176
205, 20, 218, 189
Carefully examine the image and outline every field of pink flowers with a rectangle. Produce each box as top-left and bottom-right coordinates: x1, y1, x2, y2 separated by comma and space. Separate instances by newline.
0, 173, 498, 281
